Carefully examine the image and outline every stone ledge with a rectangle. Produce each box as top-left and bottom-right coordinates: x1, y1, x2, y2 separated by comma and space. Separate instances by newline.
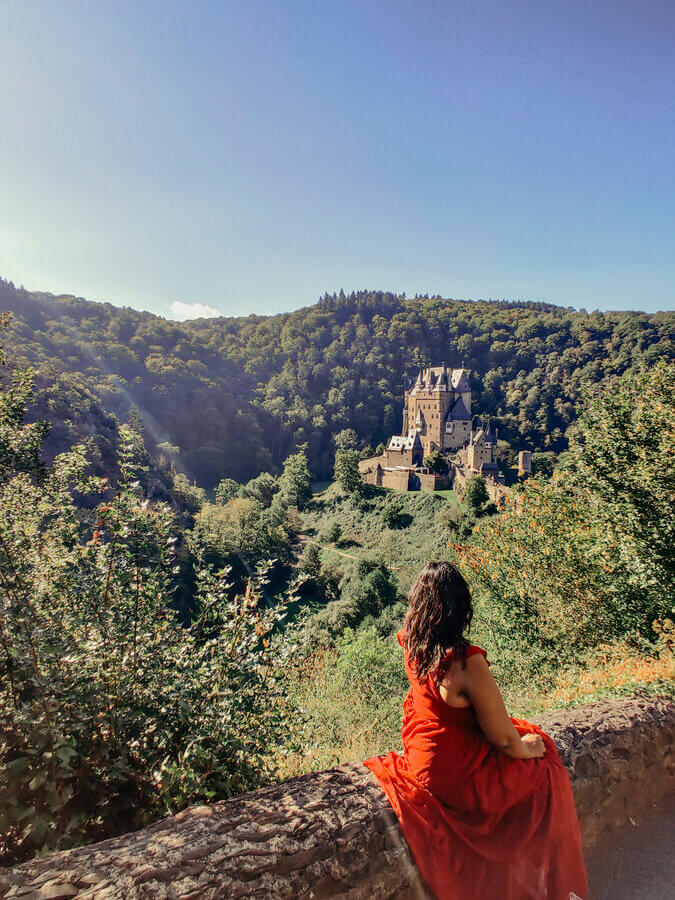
1, 696, 673, 899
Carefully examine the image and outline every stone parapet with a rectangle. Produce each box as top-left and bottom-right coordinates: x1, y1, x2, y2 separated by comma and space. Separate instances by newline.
1, 696, 672, 899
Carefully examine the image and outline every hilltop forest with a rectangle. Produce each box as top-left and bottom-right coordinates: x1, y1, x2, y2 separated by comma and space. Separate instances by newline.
1, 278, 672, 488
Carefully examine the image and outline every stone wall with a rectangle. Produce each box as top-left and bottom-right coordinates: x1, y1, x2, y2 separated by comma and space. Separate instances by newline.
380, 469, 411, 491
417, 473, 450, 492
1, 696, 672, 900
358, 455, 386, 475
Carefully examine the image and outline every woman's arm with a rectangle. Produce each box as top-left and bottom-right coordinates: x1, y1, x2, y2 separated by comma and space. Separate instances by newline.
459, 654, 545, 759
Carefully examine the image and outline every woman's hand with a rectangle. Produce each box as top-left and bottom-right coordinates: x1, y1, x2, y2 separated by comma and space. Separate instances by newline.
521, 733, 546, 758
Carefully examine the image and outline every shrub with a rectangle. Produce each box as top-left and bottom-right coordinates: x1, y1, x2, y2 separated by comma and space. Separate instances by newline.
0, 384, 293, 863
334, 449, 362, 494
381, 500, 406, 529
463, 475, 489, 512
322, 521, 341, 543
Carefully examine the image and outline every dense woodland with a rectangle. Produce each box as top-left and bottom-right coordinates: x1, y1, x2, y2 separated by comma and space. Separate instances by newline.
0, 281, 673, 865
2, 278, 672, 487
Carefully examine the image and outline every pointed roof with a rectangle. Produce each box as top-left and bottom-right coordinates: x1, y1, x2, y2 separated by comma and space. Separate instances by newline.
448, 396, 471, 421
451, 368, 470, 392
434, 367, 449, 391
410, 369, 424, 393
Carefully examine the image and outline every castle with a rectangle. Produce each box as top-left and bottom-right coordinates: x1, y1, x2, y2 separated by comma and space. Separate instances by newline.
359, 365, 521, 493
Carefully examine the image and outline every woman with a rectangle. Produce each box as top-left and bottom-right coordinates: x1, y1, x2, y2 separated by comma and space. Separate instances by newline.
364, 561, 587, 900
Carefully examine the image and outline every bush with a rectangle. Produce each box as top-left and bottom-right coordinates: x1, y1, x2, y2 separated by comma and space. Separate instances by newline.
334, 449, 362, 494
463, 475, 489, 512
302, 561, 400, 645
279, 627, 409, 776
299, 541, 322, 578
322, 521, 342, 543
0, 385, 293, 863
381, 500, 407, 529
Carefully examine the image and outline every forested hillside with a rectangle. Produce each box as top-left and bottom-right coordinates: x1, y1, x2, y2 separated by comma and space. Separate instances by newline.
1, 278, 672, 486
1, 285, 673, 863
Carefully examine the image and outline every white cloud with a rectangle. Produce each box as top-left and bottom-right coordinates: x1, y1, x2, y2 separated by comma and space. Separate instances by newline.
169, 300, 222, 321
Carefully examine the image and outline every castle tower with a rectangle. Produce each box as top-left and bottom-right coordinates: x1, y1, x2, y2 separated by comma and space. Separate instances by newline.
403, 364, 472, 454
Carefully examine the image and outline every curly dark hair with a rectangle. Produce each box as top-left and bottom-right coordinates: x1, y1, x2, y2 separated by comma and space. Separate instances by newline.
403, 561, 473, 684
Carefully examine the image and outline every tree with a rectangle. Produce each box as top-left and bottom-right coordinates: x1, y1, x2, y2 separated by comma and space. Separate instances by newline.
300, 542, 322, 578
172, 472, 207, 512
240, 472, 279, 508
0, 380, 294, 863
215, 477, 240, 505
278, 451, 312, 510
453, 363, 674, 649
562, 360, 674, 606
0, 315, 50, 484
530, 451, 556, 479
423, 449, 448, 474
382, 500, 408, 529
333, 428, 359, 451
463, 475, 489, 512
334, 449, 362, 494
322, 521, 342, 543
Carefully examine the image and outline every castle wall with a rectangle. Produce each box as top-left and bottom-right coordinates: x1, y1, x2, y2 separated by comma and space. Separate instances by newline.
358, 455, 386, 475
385, 447, 416, 467
418, 472, 451, 492
380, 469, 411, 491
443, 418, 471, 451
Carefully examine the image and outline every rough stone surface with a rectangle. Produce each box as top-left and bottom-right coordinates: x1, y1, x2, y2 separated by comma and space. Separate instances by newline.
1, 696, 672, 899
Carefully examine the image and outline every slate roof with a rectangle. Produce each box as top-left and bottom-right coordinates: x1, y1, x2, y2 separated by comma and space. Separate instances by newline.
448, 396, 471, 421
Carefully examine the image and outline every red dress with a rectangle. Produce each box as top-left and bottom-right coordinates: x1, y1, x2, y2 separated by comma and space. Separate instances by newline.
364, 632, 587, 900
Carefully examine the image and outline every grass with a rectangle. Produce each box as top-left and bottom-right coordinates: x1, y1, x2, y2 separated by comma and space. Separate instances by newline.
433, 488, 461, 504
278, 634, 674, 779
285, 478, 674, 780
300, 481, 460, 591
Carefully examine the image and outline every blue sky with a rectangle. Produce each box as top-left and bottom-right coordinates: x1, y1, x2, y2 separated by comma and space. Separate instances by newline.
1, 0, 673, 318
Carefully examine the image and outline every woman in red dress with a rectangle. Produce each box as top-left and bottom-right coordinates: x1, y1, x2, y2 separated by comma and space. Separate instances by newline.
364, 561, 587, 900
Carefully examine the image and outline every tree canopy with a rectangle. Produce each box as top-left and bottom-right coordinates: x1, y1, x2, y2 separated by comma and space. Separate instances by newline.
2, 280, 672, 489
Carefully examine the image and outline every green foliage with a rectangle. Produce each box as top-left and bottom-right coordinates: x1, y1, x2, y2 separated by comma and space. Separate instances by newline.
302, 559, 401, 647
454, 363, 674, 650
171, 472, 207, 513
0, 358, 50, 485
334, 448, 362, 494
193, 496, 292, 568
381, 499, 410, 529
278, 450, 312, 510
562, 360, 674, 606
0, 391, 293, 864
333, 428, 359, 451
281, 626, 409, 774
4, 281, 672, 489
530, 451, 556, 479
321, 521, 342, 544
299, 542, 322, 578
214, 477, 240, 505
423, 449, 448, 474
463, 474, 489, 512
436, 503, 476, 541
240, 471, 279, 508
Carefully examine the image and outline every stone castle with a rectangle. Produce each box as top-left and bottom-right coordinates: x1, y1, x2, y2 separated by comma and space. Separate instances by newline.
359, 364, 529, 493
